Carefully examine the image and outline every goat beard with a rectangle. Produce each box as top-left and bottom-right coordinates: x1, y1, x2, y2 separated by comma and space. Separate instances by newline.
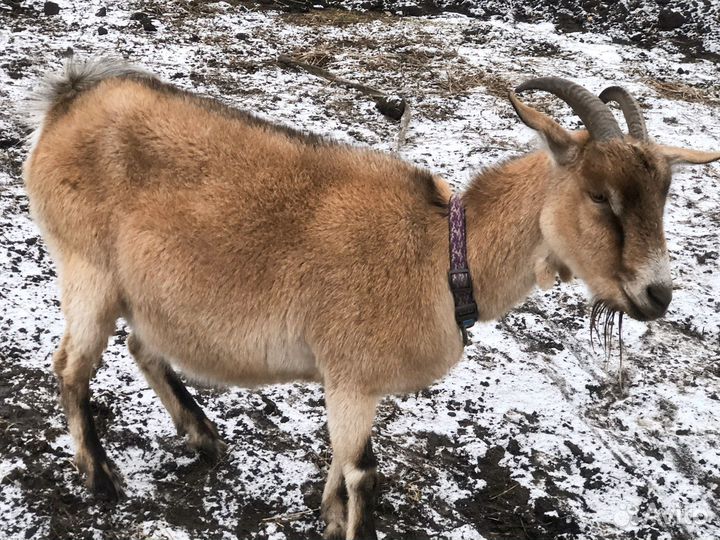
590, 299, 626, 388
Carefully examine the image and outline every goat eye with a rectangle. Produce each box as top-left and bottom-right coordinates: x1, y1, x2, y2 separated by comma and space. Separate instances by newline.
589, 192, 608, 204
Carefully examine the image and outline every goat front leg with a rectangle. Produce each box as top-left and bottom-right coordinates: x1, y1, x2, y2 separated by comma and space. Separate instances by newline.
322, 455, 347, 539
323, 389, 379, 540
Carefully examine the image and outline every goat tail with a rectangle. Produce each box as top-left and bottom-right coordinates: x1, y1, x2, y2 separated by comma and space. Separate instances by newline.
27, 56, 152, 130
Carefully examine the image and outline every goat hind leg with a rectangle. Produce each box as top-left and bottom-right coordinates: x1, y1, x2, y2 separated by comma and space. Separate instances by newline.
127, 334, 225, 460
324, 390, 379, 540
54, 266, 122, 499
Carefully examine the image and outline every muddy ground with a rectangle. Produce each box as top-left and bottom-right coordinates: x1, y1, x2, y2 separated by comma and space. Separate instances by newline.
1, 1, 720, 539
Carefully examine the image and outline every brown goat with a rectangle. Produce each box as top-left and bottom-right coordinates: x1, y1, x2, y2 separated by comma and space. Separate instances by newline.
23, 58, 720, 539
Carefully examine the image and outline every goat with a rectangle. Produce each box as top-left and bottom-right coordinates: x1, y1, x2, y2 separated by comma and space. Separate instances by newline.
23, 58, 720, 539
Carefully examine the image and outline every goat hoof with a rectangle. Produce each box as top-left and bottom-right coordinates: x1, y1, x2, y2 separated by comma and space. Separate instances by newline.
323, 522, 346, 540
354, 525, 379, 540
189, 428, 227, 463
322, 497, 347, 539
88, 461, 124, 501
195, 437, 227, 463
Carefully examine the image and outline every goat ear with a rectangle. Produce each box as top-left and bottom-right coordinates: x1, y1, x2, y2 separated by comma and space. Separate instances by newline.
657, 146, 720, 165
509, 92, 579, 165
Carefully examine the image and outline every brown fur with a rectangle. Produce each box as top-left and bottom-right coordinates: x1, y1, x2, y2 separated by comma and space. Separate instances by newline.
23, 61, 720, 539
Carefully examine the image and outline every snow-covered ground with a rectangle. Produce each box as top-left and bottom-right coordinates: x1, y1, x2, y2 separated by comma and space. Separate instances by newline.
1, 1, 719, 539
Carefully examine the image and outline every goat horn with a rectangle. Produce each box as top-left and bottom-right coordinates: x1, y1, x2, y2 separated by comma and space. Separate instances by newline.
515, 77, 623, 141
599, 86, 648, 141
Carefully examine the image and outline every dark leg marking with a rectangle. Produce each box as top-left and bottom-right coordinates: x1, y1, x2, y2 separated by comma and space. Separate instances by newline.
355, 438, 378, 540
358, 438, 377, 471
61, 383, 123, 500
160, 364, 223, 461
79, 395, 122, 498
162, 365, 215, 433
337, 475, 349, 504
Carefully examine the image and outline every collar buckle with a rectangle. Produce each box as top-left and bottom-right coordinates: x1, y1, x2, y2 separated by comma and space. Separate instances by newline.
448, 268, 478, 345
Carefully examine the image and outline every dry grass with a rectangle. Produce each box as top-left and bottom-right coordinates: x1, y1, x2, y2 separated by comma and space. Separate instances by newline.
282, 8, 396, 27
645, 79, 720, 105
283, 48, 507, 98
293, 48, 337, 68
438, 68, 513, 98
283, 11, 514, 100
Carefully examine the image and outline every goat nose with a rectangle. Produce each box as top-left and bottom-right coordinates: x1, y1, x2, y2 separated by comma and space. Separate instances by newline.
646, 283, 672, 314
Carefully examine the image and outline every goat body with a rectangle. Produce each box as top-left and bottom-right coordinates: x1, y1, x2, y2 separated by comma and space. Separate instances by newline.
23, 59, 720, 539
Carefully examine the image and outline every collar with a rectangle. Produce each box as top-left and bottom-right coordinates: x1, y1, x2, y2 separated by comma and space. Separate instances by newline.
448, 194, 479, 346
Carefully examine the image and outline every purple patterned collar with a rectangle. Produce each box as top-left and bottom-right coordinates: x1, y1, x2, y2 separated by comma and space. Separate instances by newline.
448, 194, 478, 346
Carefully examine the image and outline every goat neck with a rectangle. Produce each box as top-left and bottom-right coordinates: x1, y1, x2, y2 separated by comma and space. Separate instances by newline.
461, 151, 554, 321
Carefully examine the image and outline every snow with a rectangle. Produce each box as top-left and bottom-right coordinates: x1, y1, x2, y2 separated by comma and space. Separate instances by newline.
1, 1, 719, 539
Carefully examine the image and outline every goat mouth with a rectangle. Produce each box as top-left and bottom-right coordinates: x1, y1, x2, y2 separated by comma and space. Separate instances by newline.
620, 289, 659, 322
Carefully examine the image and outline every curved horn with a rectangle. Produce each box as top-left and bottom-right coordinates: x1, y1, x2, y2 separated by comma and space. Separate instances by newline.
515, 77, 623, 141
599, 86, 648, 141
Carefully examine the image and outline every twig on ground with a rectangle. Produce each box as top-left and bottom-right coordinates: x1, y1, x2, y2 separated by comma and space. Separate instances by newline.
277, 54, 412, 143
277, 54, 384, 97
261, 508, 317, 523
489, 482, 518, 500
519, 516, 529, 539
